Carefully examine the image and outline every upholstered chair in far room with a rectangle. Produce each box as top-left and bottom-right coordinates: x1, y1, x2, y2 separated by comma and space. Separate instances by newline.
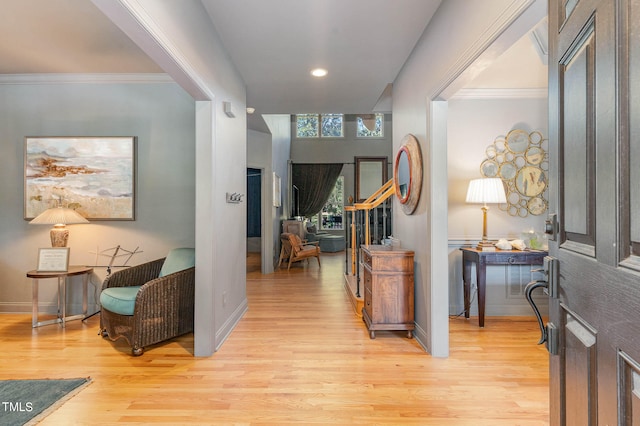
99, 248, 195, 356
303, 222, 328, 243
280, 233, 321, 270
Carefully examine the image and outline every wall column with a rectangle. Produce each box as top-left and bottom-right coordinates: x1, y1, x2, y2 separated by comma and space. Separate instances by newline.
194, 100, 216, 356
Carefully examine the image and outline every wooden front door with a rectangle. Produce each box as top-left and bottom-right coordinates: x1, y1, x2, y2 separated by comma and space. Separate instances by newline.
548, 0, 640, 423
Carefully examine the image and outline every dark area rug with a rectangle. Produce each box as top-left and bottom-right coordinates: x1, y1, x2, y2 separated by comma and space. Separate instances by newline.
0, 378, 91, 426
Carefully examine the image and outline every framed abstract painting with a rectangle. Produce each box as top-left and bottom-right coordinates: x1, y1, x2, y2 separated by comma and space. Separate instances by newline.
24, 136, 136, 220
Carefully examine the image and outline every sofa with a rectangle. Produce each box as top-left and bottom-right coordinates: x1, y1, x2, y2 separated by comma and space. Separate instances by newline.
303, 222, 328, 242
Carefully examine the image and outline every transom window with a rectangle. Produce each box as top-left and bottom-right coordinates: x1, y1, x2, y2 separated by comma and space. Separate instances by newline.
357, 113, 384, 137
296, 114, 319, 138
296, 114, 344, 138
321, 114, 344, 138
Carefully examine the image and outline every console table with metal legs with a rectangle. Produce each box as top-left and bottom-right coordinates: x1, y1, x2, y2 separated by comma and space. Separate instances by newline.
460, 248, 547, 327
26, 266, 93, 328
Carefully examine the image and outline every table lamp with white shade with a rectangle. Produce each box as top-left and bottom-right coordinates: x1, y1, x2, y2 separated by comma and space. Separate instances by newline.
29, 206, 89, 247
465, 178, 507, 250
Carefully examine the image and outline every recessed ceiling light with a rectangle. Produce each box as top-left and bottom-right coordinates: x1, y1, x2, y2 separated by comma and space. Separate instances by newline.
246, 107, 255, 114
311, 68, 328, 77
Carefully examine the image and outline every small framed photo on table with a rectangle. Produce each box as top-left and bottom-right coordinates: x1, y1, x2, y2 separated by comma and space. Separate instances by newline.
37, 248, 70, 272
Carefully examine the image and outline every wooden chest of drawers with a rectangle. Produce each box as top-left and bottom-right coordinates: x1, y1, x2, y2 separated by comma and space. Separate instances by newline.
361, 245, 415, 339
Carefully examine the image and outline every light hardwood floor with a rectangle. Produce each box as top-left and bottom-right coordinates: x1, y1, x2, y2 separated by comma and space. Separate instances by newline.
1, 252, 549, 425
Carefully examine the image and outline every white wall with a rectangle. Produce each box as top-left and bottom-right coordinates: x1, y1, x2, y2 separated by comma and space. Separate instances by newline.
0, 80, 195, 313
263, 114, 292, 269
448, 97, 548, 240
447, 97, 548, 317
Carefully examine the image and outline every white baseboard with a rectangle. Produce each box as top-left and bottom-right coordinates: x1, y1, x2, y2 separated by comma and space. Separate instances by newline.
215, 297, 248, 352
0, 302, 100, 315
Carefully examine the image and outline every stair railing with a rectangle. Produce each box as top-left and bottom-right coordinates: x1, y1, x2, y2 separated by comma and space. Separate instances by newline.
344, 179, 395, 297
354, 178, 395, 246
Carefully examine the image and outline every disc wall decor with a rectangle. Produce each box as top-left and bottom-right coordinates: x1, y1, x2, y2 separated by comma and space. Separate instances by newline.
479, 129, 548, 217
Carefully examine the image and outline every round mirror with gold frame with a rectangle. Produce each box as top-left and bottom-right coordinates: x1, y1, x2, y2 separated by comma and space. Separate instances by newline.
394, 134, 422, 215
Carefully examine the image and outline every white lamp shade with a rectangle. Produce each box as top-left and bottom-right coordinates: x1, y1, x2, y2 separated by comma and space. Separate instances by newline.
465, 178, 507, 204
29, 207, 89, 225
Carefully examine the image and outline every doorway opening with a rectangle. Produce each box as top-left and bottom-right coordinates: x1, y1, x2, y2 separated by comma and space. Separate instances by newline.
446, 25, 549, 323
247, 168, 262, 273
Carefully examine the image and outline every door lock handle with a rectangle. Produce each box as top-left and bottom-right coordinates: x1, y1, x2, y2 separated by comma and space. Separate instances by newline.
545, 213, 558, 241
525, 256, 559, 352
525, 279, 549, 344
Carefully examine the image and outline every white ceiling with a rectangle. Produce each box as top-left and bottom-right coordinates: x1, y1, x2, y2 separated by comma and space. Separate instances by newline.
0, 0, 162, 74
468, 25, 547, 90
200, 0, 442, 114
0, 0, 546, 117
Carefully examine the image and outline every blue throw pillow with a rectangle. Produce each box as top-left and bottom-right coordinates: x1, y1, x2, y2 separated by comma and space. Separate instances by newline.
159, 248, 195, 277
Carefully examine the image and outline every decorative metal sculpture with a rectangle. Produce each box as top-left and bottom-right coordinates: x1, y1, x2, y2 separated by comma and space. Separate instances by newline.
480, 129, 548, 217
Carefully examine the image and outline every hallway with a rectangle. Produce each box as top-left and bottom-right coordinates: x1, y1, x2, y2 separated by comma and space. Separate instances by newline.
1, 252, 548, 424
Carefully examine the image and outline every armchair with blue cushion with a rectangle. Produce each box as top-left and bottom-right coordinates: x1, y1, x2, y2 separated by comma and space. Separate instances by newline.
303, 222, 328, 243
99, 248, 195, 356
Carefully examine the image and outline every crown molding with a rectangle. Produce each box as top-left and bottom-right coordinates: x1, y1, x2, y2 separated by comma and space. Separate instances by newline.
431, 0, 537, 100
529, 17, 549, 65
451, 87, 547, 100
0, 73, 173, 85
92, 0, 213, 100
